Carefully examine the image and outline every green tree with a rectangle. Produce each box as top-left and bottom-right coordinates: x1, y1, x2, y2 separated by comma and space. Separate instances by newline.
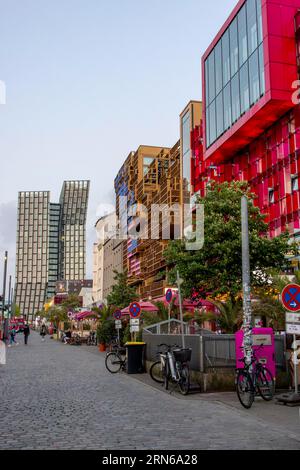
42, 306, 68, 335
107, 271, 137, 309
61, 294, 82, 313
165, 181, 291, 303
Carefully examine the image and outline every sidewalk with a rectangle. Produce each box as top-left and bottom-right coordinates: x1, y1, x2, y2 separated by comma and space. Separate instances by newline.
81, 344, 300, 439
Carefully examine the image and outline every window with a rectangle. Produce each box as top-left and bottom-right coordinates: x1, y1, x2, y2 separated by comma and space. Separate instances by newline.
214, 42, 223, 96
249, 50, 260, 105
216, 92, 224, 138
209, 101, 216, 144
222, 30, 230, 86
238, 5, 248, 66
247, 0, 258, 55
224, 84, 232, 131
208, 51, 216, 104
292, 175, 299, 192
230, 19, 239, 77
240, 62, 250, 114
205, 0, 264, 148
268, 189, 275, 204
231, 73, 240, 123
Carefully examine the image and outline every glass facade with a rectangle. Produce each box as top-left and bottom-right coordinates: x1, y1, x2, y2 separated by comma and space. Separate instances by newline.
59, 180, 90, 281
15, 191, 50, 320
15, 181, 90, 320
205, 0, 265, 148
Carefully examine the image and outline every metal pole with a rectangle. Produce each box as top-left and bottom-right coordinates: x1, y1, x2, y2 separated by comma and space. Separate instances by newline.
241, 197, 253, 367
168, 303, 171, 335
10, 287, 14, 318
176, 270, 185, 349
8, 275, 11, 316
293, 334, 299, 394
1, 251, 8, 340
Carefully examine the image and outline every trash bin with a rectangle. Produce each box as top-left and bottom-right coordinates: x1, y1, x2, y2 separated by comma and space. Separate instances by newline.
125, 342, 145, 374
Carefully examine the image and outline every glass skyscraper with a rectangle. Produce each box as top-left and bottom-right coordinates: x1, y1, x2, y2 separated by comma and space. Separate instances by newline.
15, 181, 90, 320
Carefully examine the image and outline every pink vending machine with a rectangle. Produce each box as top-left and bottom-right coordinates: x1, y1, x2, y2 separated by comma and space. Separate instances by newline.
235, 328, 276, 379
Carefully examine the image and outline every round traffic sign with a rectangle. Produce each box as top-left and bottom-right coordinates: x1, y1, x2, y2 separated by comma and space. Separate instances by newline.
129, 302, 141, 318
165, 289, 173, 304
281, 284, 300, 312
113, 309, 122, 320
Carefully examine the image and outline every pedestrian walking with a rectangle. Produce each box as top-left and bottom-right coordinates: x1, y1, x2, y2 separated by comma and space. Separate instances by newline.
23, 323, 30, 345
8, 326, 19, 347
40, 324, 47, 342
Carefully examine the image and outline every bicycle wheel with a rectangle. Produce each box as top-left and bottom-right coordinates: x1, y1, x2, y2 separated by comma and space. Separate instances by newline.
105, 352, 122, 374
236, 370, 254, 409
178, 364, 190, 395
257, 367, 274, 401
150, 361, 164, 384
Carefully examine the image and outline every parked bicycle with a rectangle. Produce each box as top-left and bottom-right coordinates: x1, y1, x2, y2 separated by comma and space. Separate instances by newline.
87, 331, 97, 346
150, 343, 191, 395
69, 333, 82, 346
236, 344, 275, 409
105, 345, 127, 373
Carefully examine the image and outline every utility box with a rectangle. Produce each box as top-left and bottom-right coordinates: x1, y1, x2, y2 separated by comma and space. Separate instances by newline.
235, 328, 276, 379
125, 342, 145, 374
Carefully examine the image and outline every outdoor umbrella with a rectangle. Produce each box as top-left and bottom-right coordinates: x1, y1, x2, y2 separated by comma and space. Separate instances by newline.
121, 301, 159, 315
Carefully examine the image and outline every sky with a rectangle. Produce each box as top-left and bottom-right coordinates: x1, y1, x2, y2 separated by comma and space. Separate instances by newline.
0, 0, 237, 289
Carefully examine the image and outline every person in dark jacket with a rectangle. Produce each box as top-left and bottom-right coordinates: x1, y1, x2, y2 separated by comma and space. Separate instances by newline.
23, 324, 30, 345
40, 324, 47, 341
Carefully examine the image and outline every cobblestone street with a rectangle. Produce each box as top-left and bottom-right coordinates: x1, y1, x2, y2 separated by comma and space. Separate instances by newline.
0, 332, 299, 450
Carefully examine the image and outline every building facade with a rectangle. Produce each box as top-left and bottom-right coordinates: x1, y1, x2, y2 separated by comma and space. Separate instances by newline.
92, 213, 122, 304
59, 180, 90, 280
15, 181, 90, 320
15, 191, 50, 319
114, 143, 183, 299
191, 0, 300, 250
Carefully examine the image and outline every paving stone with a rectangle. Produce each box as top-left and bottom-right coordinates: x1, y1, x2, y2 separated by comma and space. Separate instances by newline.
0, 332, 299, 450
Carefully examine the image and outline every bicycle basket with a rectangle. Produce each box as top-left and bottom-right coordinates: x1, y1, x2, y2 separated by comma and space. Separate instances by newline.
173, 348, 192, 363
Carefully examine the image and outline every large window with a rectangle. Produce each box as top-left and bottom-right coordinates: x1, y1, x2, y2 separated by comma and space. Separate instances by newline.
205, 0, 264, 148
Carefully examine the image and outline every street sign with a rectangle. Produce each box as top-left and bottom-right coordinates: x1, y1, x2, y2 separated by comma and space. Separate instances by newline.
115, 320, 122, 330
286, 312, 300, 324
165, 289, 173, 304
129, 302, 141, 319
130, 325, 139, 333
130, 318, 140, 326
113, 309, 122, 320
286, 323, 300, 335
281, 284, 300, 312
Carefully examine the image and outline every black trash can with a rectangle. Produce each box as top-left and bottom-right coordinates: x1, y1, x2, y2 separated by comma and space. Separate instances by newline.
125, 342, 145, 374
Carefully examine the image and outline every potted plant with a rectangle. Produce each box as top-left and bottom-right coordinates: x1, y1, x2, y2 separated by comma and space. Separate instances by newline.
97, 320, 115, 352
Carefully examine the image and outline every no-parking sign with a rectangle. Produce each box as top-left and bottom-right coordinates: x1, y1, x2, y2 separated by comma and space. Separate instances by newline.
281, 284, 300, 312
129, 302, 141, 319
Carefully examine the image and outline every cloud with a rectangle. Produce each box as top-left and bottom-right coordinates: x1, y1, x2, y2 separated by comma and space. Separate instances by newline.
0, 200, 17, 290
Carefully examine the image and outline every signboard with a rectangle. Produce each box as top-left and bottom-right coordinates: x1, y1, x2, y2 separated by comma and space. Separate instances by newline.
115, 320, 122, 330
252, 334, 272, 346
281, 284, 300, 312
165, 289, 173, 304
129, 302, 141, 319
286, 312, 300, 324
286, 323, 300, 335
130, 318, 140, 326
113, 310, 122, 320
130, 325, 139, 333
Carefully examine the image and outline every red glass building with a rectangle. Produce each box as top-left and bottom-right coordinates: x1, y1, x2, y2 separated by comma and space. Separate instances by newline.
193, 0, 300, 242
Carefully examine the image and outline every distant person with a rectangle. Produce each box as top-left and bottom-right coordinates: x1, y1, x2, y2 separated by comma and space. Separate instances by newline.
8, 326, 19, 347
23, 323, 30, 345
40, 324, 47, 342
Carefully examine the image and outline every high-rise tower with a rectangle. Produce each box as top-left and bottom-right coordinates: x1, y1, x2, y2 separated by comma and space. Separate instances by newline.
15, 181, 90, 320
